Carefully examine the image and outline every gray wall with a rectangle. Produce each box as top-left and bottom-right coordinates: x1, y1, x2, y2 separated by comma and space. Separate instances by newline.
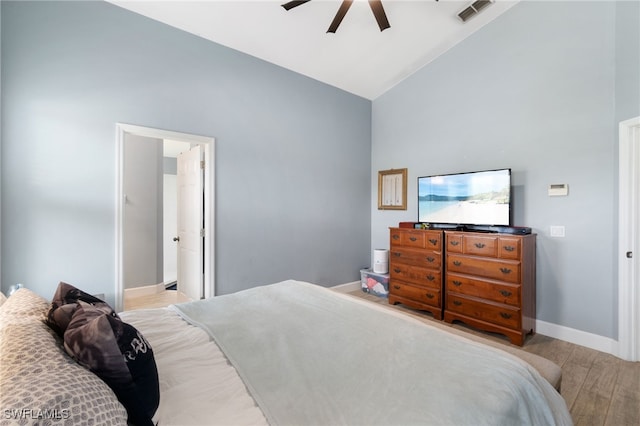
372, 1, 640, 340
615, 1, 640, 123
123, 133, 163, 289
0, 1, 371, 305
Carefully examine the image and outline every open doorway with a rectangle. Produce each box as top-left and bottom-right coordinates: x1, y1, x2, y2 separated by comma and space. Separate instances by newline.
115, 124, 215, 312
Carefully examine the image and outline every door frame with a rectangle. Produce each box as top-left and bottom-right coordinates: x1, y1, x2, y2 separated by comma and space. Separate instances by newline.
115, 123, 215, 312
618, 116, 640, 361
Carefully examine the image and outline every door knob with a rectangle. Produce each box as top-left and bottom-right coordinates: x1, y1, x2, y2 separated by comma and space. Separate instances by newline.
627, 251, 633, 258
173, 236, 180, 242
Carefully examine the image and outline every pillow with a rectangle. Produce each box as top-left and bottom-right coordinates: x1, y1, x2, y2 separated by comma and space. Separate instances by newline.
64, 301, 159, 426
0, 291, 6, 307
0, 287, 49, 323
47, 281, 118, 336
0, 317, 127, 425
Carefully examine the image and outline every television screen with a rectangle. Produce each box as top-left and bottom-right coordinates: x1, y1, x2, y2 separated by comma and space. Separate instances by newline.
418, 169, 511, 226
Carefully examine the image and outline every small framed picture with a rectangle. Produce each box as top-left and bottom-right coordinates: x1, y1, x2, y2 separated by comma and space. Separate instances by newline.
378, 168, 407, 210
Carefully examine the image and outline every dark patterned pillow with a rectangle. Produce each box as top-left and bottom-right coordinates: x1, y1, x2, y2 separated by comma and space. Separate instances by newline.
47, 281, 119, 336
64, 301, 160, 426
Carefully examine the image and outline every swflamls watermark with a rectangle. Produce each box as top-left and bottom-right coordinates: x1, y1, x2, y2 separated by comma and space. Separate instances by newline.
3, 408, 70, 420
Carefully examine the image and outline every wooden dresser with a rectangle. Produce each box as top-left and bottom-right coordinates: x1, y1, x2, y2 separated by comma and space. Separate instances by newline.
388, 228, 444, 320
443, 231, 536, 345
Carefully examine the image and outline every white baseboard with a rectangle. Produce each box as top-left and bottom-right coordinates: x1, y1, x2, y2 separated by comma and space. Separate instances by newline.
535, 319, 617, 356
124, 282, 165, 298
331, 281, 360, 293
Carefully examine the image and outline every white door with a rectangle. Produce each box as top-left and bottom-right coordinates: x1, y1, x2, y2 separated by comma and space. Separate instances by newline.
619, 117, 640, 361
177, 145, 204, 300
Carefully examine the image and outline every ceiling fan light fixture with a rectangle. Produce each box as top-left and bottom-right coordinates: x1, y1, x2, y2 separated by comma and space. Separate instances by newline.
282, 0, 390, 33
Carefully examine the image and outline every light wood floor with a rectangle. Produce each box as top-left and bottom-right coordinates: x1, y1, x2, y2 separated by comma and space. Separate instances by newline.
123, 289, 191, 311
347, 290, 640, 426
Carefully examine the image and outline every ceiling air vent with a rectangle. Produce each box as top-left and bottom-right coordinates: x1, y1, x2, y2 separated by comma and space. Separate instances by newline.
458, 0, 493, 22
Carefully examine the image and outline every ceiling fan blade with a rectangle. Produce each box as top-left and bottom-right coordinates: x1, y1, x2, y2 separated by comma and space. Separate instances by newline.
327, 0, 353, 33
368, 0, 390, 31
281, 0, 311, 11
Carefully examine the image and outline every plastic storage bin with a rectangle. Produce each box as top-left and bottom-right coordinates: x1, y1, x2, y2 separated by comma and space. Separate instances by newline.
360, 268, 389, 298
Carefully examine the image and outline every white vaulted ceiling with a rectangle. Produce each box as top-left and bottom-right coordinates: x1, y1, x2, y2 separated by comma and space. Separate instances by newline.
109, 0, 519, 99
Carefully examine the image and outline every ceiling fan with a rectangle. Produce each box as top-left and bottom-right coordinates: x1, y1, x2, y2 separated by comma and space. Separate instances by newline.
281, 0, 390, 33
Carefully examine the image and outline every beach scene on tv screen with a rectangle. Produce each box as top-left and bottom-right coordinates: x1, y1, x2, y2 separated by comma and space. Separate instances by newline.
418, 171, 510, 225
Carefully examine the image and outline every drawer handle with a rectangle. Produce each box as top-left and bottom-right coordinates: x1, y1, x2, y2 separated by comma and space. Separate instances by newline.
393, 285, 401, 290
500, 312, 512, 319
499, 290, 512, 297
453, 260, 462, 266
474, 242, 486, 249
426, 256, 435, 263
504, 246, 515, 252
428, 238, 438, 246
392, 235, 400, 240
425, 293, 434, 299
426, 274, 435, 281
409, 236, 418, 242
393, 252, 402, 257
500, 267, 512, 274
450, 241, 460, 246
394, 268, 401, 273
452, 280, 462, 287
453, 300, 462, 306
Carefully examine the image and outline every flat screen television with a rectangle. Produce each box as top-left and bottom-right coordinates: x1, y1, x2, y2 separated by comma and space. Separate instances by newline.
418, 168, 511, 227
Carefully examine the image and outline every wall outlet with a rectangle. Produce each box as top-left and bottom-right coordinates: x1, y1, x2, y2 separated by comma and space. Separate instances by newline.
550, 226, 565, 237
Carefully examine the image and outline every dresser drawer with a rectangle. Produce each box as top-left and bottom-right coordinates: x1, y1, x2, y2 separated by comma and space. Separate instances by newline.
391, 229, 441, 250
446, 273, 521, 306
463, 235, 498, 257
389, 247, 441, 269
446, 233, 463, 253
391, 229, 425, 248
390, 281, 441, 308
447, 254, 521, 283
499, 237, 521, 260
446, 294, 520, 329
390, 264, 441, 288
447, 232, 523, 260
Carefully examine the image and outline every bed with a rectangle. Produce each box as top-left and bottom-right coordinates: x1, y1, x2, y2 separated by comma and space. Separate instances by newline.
0, 280, 573, 426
